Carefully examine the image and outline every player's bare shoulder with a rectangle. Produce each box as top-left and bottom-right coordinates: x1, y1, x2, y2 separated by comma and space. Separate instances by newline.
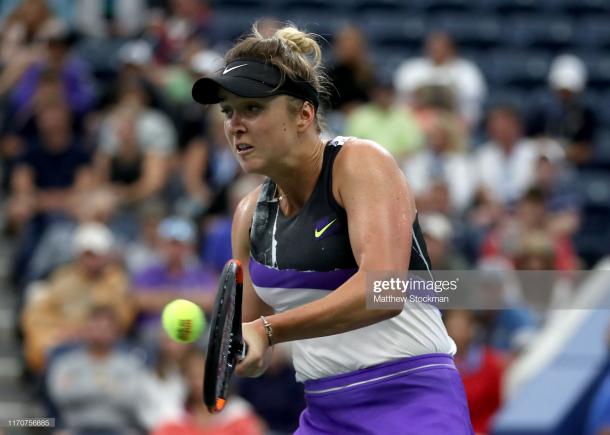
334, 137, 397, 173
332, 137, 404, 205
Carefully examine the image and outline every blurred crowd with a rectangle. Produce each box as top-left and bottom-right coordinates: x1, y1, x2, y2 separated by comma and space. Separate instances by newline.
0, 1, 608, 434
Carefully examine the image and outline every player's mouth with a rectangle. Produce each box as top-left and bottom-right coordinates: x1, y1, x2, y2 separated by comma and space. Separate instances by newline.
235, 143, 254, 155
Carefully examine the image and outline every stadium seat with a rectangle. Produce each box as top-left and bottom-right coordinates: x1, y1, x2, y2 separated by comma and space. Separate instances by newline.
358, 13, 427, 51
351, 0, 408, 14
277, 11, 352, 40
411, 0, 477, 14
580, 53, 610, 91
210, 9, 270, 44
483, 50, 551, 87
539, 0, 610, 16
480, 0, 543, 14
502, 15, 575, 50
578, 17, 610, 49
428, 13, 501, 49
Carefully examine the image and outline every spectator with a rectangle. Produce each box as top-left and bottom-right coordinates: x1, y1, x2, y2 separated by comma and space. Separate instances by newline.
528, 54, 597, 166
0, 0, 61, 64
74, 0, 147, 38
153, 349, 264, 435
25, 188, 119, 283
95, 78, 177, 207
9, 22, 97, 121
327, 25, 374, 113
8, 98, 92, 228
46, 304, 146, 433
473, 106, 539, 205
403, 110, 474, 213
151, 0, 212, 65
8, 98, 93, 286
238, 344, 305, 435
179, 106, 240, 218
200, 174, 263, 273
131, 216, 217, 345
139, 331, 192, 431
419, 213, 468, 270
344, 75, 423, 163
480, 187, 579, 272
22, 223, 133, 373
474, 259, 539, 354
445, 310, 505, 434
394, 32, 486, 128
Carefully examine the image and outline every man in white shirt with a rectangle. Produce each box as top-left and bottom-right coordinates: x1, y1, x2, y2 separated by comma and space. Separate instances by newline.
394, 32, 486, 127
474, 106, 563, 205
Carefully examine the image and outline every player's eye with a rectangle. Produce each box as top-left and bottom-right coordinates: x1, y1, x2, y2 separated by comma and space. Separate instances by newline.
247, 104, 262, 113
220, 106, 233, 117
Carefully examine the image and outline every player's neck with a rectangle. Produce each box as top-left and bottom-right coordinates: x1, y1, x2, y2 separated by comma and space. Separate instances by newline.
273, 138, 325, 216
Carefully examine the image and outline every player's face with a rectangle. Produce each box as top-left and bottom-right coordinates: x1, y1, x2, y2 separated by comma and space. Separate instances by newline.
219, 91, 300, 174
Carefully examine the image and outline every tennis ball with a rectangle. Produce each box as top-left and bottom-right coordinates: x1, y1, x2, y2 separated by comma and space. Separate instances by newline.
162, 299, 205, 343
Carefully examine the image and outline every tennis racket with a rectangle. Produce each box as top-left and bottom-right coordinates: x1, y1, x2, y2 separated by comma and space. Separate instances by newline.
203, 259, 247, 413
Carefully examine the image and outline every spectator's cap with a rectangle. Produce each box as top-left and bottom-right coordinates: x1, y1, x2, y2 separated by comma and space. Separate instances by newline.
419, 213, 453, 242
73, 223, 114, 255
159, 216, 196, 243
190, 50, 223, 76
549, 54, 587, 92
119, 40, 153, 66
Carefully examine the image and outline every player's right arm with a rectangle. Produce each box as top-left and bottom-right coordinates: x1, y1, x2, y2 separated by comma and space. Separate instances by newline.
232, 186, 274, 322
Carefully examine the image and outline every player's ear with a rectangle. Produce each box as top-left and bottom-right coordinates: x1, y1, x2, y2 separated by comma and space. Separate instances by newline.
296, 101, 316, 133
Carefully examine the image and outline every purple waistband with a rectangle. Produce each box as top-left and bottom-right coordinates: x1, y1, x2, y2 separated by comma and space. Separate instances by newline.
304, 353, 456, 395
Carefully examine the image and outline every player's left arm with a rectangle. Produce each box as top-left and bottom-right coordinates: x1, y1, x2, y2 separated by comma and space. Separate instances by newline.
254, 139, 415, 344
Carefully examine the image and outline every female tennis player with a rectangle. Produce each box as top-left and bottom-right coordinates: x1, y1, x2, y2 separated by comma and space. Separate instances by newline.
192, 24, 473, 434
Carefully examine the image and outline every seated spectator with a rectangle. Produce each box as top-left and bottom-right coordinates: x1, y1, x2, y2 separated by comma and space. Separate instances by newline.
8, 98, 92, 229
74, 0, 147, 38
475, 258, 539, 354
131, 216, 217, 345
238, 344, 305, 435
480, 187, 579, 272
153, 349, 264, 435
445, 310, 505, 434
139, 331, 192, 431
394, 32, 486, 128
200, 174, 263, 273
327, 25, 374, 113
0, 0, 63, 97
344, 75, 423, 163
179, 107, 240, 218
95, 78, 177, 207
9, 22, 96, 122
474, 106, 540, 205
46, 304, 147, 433
22, 223, 133, 373
25, 187, 119, 283
8, 98, 93, 286
419, 213, 468, 270
151, 0, 212, 65
528, 54, 597, 166
403, 110, 474, 213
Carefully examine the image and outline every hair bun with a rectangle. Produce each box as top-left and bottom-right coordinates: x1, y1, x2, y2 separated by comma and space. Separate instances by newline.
275, 26, 322, 67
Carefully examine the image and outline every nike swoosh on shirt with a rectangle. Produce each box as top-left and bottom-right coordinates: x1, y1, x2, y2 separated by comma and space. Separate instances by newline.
314, 219, 337, 238
223, 64, 247, 74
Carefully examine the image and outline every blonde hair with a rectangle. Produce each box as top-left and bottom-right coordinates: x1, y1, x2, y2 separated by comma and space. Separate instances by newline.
225, 23, 330, 131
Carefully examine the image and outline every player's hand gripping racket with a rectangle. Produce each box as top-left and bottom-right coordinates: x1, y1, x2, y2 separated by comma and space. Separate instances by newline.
203, 259, 248, 413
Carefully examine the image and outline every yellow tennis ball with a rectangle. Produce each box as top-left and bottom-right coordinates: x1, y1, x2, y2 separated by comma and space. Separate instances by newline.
162, 299, 205, 343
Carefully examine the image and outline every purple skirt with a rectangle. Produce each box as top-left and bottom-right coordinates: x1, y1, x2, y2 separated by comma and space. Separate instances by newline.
295, 354, 474, 435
